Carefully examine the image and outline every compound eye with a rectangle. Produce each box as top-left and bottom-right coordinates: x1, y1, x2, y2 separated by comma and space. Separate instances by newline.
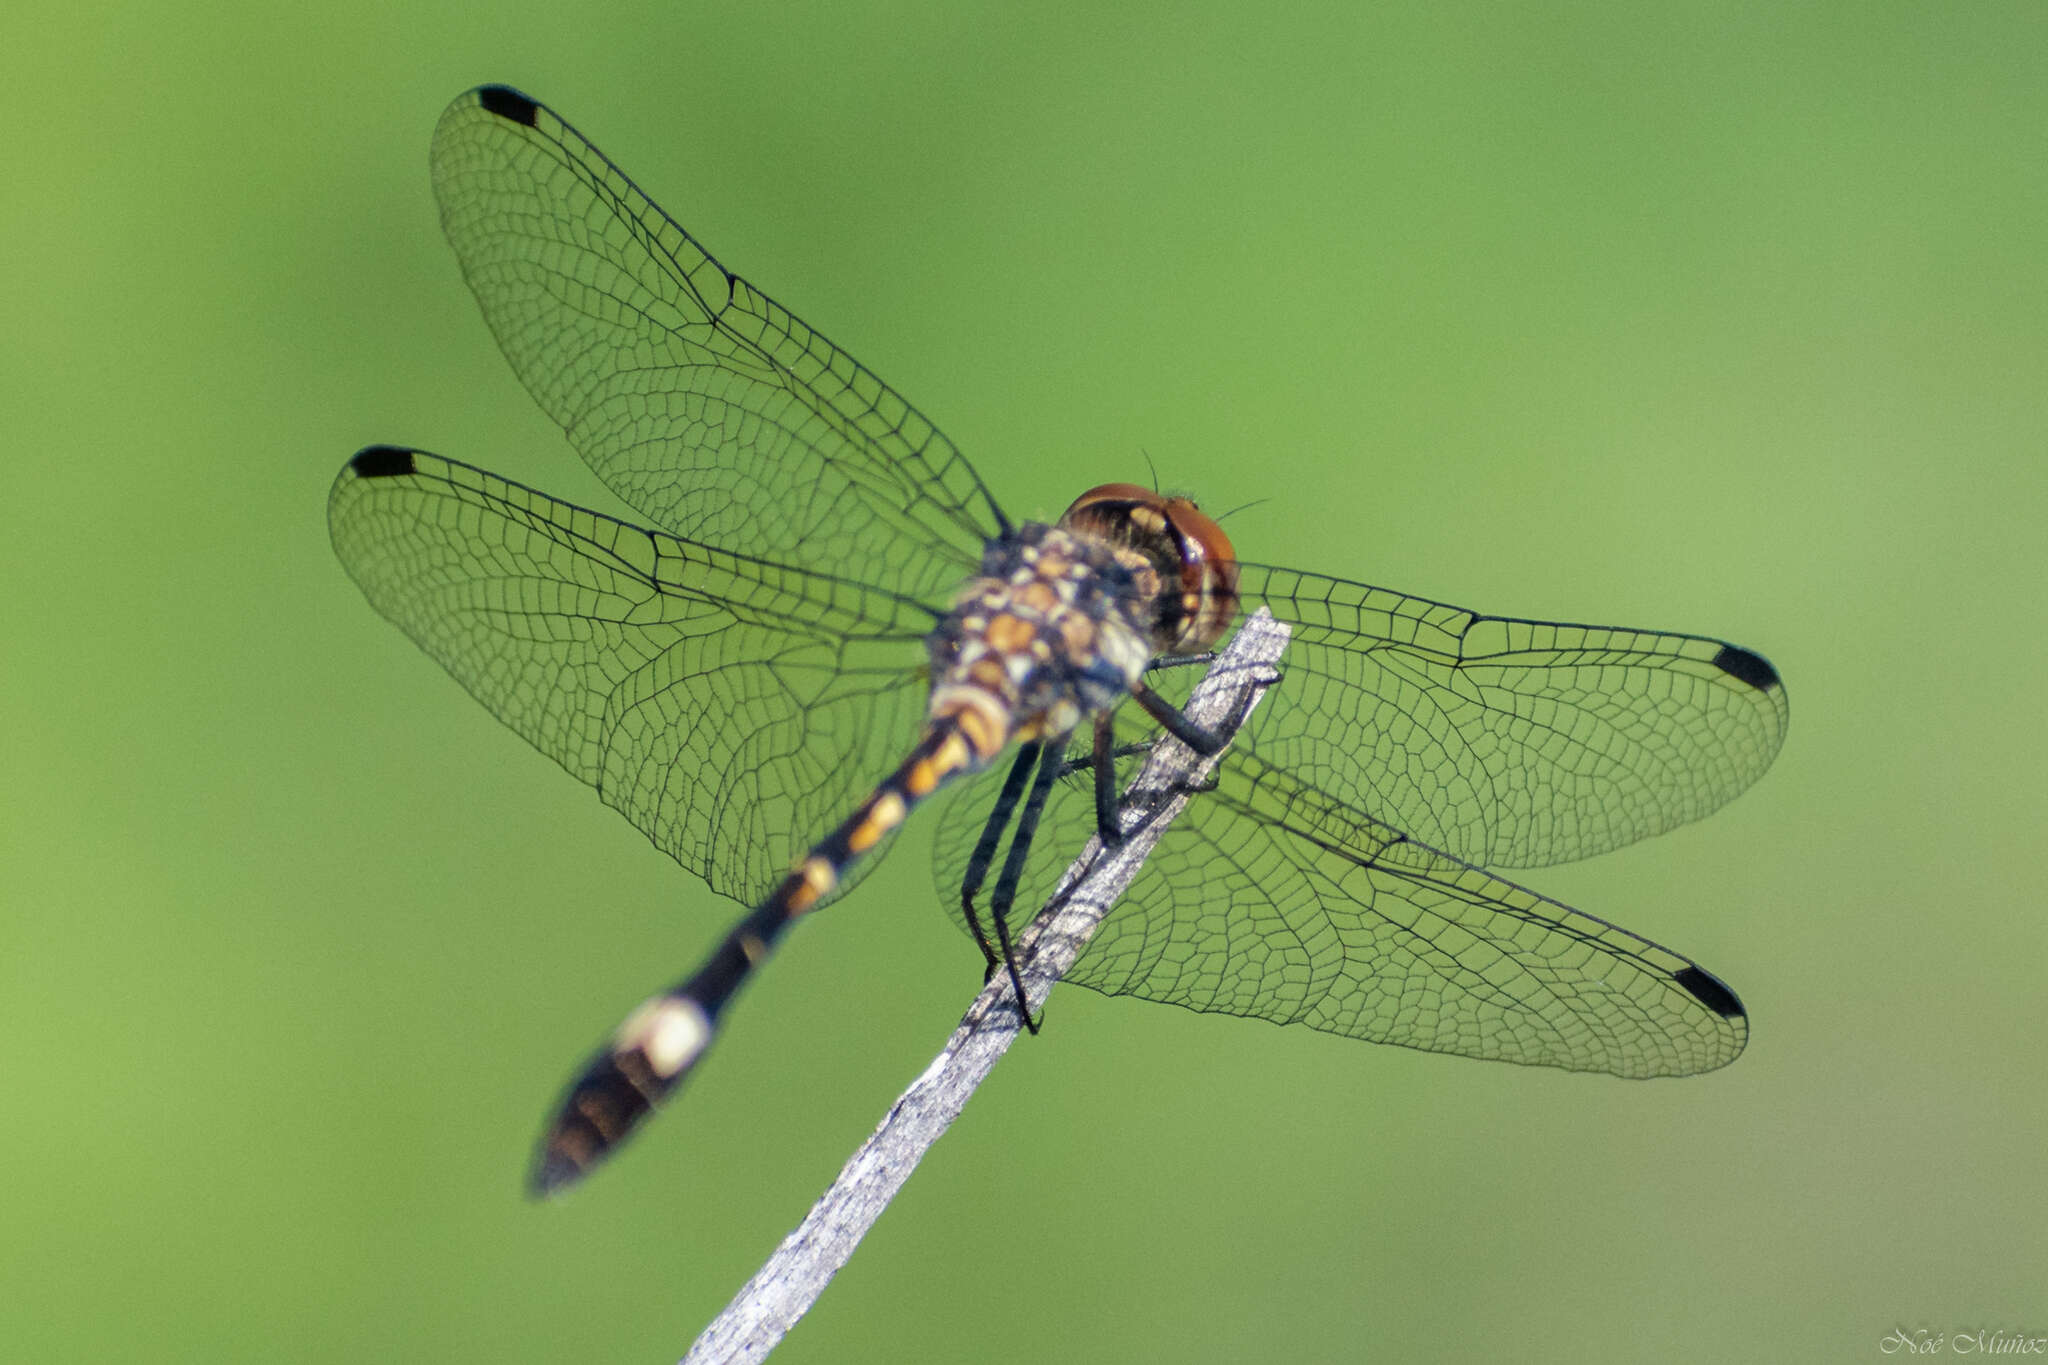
1161, 497, 1240, 651
1060, 483, 1158, 524
1163, 498, 1234, 573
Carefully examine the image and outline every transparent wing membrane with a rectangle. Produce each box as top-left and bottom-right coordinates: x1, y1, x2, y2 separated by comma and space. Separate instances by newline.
429, 86, 1008, 604
934, 721, 1748, 1078
1232, 562, 1788, 869
329, 446, 932, 906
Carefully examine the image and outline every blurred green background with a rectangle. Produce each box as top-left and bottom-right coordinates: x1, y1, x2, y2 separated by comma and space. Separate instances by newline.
5, 2, 2043, 1360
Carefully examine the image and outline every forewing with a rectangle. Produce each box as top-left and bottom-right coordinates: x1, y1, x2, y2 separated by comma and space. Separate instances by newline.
933, 714, 1746, 1077
330, 447, 934, 906
427, 85, 1006, 603
1235, 563, 1788, 868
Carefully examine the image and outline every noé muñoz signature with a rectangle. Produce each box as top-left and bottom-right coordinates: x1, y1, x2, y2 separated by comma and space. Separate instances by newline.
1881, 1327, 2047, 1355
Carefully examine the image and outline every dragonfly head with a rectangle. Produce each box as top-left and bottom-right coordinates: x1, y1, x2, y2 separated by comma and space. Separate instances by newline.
1059, 483, 1240, 653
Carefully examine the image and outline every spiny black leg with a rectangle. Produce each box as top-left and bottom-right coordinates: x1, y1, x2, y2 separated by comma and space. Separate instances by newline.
989, 737, 1065, 1034
1131, 679, 1226, 756
1055, 738, 1155, 780
1090, 712, 1122, 844
1149, 650, 1285, 692
1146, 650, 1216, 674
959, 742, 1042, 979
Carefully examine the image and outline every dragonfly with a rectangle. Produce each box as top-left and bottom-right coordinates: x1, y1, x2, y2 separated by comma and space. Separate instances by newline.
329, 85, 1789, 1198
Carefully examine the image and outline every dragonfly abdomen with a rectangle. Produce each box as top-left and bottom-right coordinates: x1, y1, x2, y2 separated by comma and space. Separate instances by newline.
530, 718, 981, 1194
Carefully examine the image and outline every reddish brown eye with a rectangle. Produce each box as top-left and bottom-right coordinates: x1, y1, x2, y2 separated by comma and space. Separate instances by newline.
1159, 496, 1239, 650
1160, 497, 1235, 576
1060, 483, 1158, 522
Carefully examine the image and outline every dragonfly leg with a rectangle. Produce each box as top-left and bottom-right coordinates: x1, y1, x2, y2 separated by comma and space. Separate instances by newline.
988, 739, 1066, 1034
1149, 650, 1285, 691
1130, 679, 1226, 756
958, 742, 1043, 981
1089, 712, 1120, 844
1144, 649, 1215, 673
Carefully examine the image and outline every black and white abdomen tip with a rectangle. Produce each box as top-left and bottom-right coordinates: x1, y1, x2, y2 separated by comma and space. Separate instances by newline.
529, 994, 714, 1198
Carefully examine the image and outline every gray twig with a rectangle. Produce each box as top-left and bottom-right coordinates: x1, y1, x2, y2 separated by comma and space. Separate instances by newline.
683, 609, 1290, 1365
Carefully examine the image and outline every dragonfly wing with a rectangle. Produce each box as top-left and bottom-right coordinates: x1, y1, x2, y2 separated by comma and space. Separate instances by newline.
428, 85, 1007, 603
330, 446, 935, 906
1235, 563, 1788, 869
933, 710, 1746, 1077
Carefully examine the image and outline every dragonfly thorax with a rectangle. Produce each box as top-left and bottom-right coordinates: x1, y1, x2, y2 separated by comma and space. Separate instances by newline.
927, 523, 1159, 768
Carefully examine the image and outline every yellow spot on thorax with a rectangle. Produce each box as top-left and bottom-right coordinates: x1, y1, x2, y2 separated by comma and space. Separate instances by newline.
1016, 581, 1059, 613
984, 613, 1035, 652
